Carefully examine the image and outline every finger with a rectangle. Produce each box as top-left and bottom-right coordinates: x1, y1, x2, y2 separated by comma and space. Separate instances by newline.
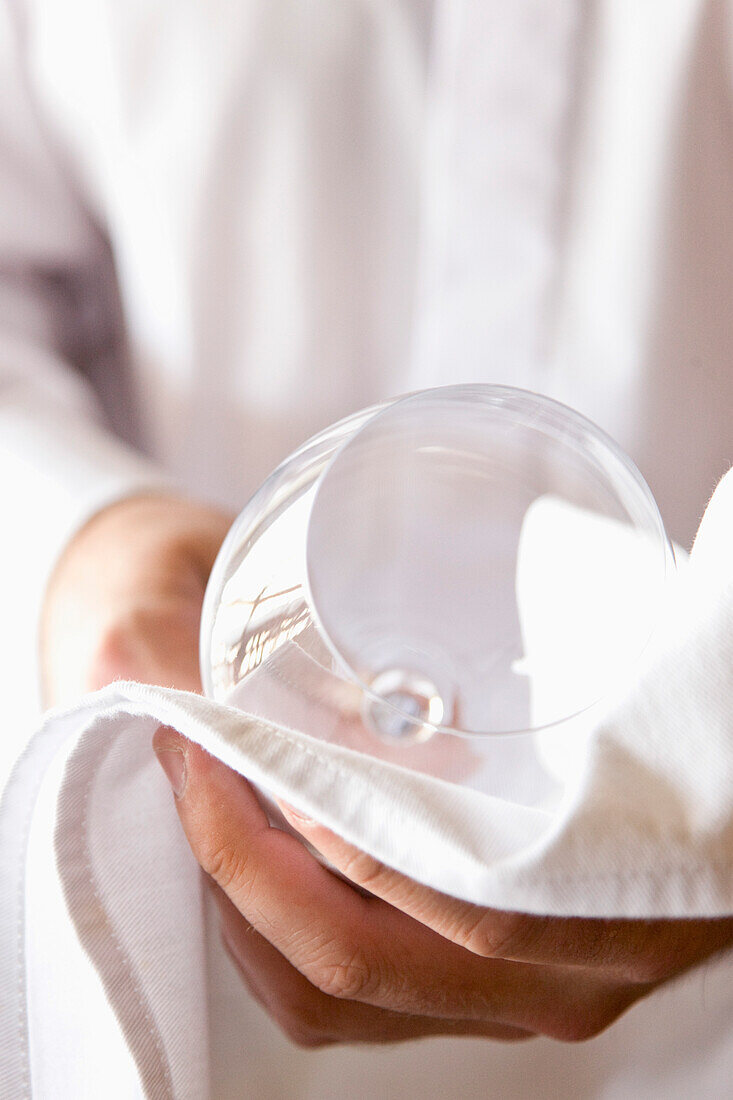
210, 885, 534, 1046
276, 805, 733, 981
153, 730, 634, 1039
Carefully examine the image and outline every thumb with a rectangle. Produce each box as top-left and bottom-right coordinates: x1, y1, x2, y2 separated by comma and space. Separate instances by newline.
150, 726, 375, 986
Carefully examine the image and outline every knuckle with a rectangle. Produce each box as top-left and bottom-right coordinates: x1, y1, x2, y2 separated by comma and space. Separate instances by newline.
89, 608, 160, 686
201, 839, 253, 896
283, 1028, 332, 1050
547, 1012, 608, 1044
337, 849, 389, 893
309, 946, 383, 1001
624, 950, 677, 985
544, 995, 631, 1044
220, 931, 336, 1050
277, 995, 337, 1049
460, 910, 542, 959
612, 924, 682, 984
89, 620, 138, 686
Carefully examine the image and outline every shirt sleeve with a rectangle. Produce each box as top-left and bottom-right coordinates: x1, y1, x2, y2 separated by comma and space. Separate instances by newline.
0, 3, 169, 735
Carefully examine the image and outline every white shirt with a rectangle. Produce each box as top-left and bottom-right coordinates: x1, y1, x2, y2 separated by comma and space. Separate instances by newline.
1, 0, 733, 1095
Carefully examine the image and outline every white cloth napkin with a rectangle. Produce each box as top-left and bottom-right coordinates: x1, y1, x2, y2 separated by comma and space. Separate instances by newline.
2, 470, 733, 1097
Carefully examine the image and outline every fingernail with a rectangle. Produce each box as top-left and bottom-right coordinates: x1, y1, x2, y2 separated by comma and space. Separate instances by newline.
155, 746, 187, 798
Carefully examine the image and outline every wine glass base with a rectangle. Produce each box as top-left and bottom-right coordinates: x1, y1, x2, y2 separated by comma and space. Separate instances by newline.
362, 668, 446, 744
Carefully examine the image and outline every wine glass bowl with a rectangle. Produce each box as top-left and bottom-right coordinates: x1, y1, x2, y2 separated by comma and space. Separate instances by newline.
200, 385, 673, 802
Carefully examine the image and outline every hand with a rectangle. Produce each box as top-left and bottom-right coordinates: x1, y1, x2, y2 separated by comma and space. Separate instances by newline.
40, 493, 232, 705
50, 493, 732, 1050
152, 732, 733, 1048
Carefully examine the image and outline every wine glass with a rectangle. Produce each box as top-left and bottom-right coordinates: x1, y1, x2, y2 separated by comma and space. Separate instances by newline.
200, 385, 674, 809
